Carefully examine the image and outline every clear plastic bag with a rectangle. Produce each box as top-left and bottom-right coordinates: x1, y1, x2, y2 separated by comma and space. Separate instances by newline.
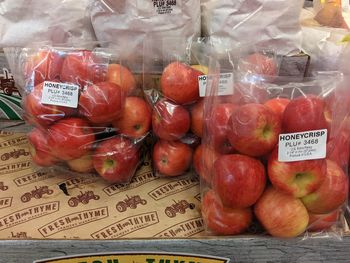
201, 46, 350, 239
0, 0, 96, 47
89, 0, 201, 59
13, 45, 151, 184
143, 38, 211, 178
201, 0, 304, 56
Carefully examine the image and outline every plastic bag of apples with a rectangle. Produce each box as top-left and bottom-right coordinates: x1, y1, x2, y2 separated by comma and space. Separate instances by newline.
143, 38, 211, 178
200, 46, 350, 238
17, 45, 151, 184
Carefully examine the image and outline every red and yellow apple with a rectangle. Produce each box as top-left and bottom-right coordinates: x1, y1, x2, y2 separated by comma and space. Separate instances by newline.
301, 159, 349, 214
212, 154, 266, 208
202, 190, 252, 235
113, 96, 152, 139
152, 99, 190, 141
107, 64, 136, 95
227, 103, 281, 157
93, 136, 140, 183
268, 147, 327, 198
67, 152, 94, 173
264, 98, 290, 120
160, 61, 203, 105
153, 140, 193, 177
190, 99, 204, 138
193, 144, 220, 185
254, 187, 309, 238
79, 82, 125, 124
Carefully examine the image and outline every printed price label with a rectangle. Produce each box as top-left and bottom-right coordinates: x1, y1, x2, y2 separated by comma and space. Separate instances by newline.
41, 81, 79, 108
153, 0, 179, 14
278, 129, 327, 162
198, 73, 234, 97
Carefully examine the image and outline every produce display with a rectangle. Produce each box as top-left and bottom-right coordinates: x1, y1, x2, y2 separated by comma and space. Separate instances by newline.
22, 47, 151, 184
201, 51, 350, 238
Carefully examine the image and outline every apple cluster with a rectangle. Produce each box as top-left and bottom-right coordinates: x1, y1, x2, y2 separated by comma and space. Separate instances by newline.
200, 55, 350, 238
24, 48, 152, 184
151, 61, 207, 177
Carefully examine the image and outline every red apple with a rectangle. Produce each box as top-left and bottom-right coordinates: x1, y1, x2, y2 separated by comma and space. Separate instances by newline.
160, 61, 203, 105
24, 50, 63, 86
152, 99, 190, 141
264, 98, 290, 120
113, 96, 152, 139
212, 154, 266, 208
254, 187, 309, 238
93, 136, 140, 183
227, 103, 281, 157
327, 131, 350, 169
193, 144, 220, 185
153, 140, 193, 176
282, 95, 328, 133
23, 82, 76, 127
79, 82, 125, 124
239, 53, 278, 77
47, 118, 95, 160
28, 128, 58, 166
308, 210, 339, 232
202, 190, 252, 235
60, 50, 106, 87
206, 103, 238, 154
268, 147, 327, 198
67, 152, 94, 173
107, 64, 136, 95
190, 99, 204, 138
301, 159, 349, 214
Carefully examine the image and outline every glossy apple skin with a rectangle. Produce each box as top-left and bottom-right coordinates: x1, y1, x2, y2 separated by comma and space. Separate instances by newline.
24, 50, 63, 86
67, 152, 94, 173
227, 103, 281, 157
60, 50, 106, 87
190, 99, 204, 138
113, 96, 151, 139
264, 98, 290, 120
202, 190, 252, 235
193, 144, 220, 185
326, 131, 350, 170
107, 64, 136, 95
282, 95, 328, 133
213, 154, 266, 208
268, 148, 327, 198
302, 160, 349, 214
152, 100, 190, 141
23, 82, 76, 127
254, 187, 309, 238
153, 140, 193, 177
28, 128, 58, 166
206, 103, 238, 154
160, 61, 203, 105
93, 136, 140, 183
239, 53, 278, 77
47, 118, 95, 161
79, 82, 125, 124
308, 210, 339, 232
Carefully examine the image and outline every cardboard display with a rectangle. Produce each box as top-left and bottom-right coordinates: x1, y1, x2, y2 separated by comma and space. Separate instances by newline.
0, 131, 203, 239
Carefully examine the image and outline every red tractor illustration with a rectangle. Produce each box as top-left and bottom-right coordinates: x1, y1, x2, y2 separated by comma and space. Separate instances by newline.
116, 195, 147, 212
1, 149, 29, 161
0, 182, 8, 191
164, 200, 195, 218
21, 186, 54, 203
0, 68, 18, 96
68, 191, 100, 207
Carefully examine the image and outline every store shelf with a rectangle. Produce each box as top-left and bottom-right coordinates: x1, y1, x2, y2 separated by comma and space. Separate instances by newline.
0, 236, 350, 262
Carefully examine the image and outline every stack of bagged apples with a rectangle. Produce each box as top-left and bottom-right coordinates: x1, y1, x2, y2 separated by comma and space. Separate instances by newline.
200, 53, 350, 238
150, 61, 207, 177
24, 48, 152, 184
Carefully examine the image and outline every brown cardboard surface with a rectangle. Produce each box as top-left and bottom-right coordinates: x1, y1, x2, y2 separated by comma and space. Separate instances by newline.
0, 131, 203, 239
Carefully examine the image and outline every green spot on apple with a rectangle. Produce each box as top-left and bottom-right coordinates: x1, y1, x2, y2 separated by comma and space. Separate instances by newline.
133, 124, 141, 131
262, 125, 271, 138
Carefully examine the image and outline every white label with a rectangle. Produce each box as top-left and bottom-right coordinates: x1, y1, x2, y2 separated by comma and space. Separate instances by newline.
199, 73, 234, 97
153, 0, 179, 14
41, 81, 79, 108
278, 129, 327, 162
